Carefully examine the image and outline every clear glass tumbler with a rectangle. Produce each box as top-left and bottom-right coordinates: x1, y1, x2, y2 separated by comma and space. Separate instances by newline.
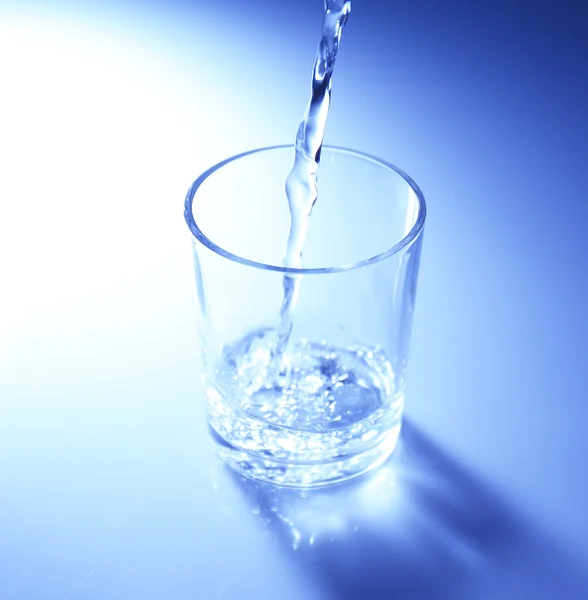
184, 145, 426, 487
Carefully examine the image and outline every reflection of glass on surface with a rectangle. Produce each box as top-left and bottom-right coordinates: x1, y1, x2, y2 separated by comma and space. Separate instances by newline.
228, 435, 406, 552
222, 422, 588, 600
185, 146, 426, 487
257, 462, 403, 551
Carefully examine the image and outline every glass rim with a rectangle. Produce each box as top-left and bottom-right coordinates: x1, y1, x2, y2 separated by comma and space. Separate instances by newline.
184, 144, 427, 275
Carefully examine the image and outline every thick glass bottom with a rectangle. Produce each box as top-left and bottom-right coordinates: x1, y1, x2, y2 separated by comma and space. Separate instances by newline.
209, 423, 401, 487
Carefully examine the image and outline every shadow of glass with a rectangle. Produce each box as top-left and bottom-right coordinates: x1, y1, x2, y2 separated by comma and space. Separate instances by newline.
224, 420, 587, 600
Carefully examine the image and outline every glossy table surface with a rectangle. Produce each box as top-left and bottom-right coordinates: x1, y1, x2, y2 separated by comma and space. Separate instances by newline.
1, 1, 587, 598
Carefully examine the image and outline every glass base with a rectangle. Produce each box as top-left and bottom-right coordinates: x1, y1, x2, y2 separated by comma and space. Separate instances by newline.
209, 424, 401, 487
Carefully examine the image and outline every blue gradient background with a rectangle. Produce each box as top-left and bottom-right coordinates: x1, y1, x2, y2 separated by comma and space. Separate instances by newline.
1, 0, 587, 598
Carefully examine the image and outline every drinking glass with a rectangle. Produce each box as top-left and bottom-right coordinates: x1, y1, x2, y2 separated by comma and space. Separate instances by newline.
184, 145, 426, 487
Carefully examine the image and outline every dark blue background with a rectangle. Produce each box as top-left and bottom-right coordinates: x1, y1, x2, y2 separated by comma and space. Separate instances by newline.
1, 0, 586, 598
